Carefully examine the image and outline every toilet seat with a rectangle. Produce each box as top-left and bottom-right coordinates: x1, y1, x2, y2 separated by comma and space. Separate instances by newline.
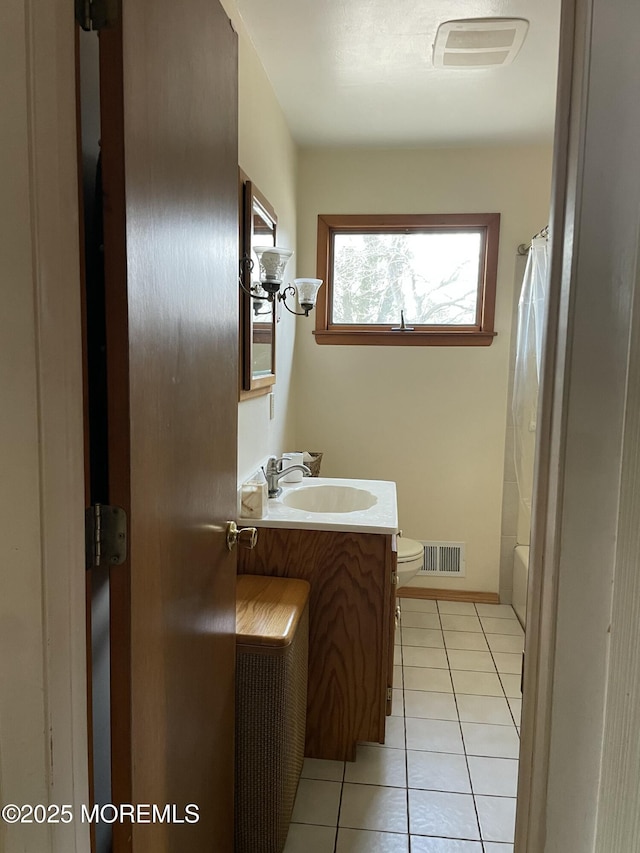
398, 537, 423, 563
396, 536, 424, 588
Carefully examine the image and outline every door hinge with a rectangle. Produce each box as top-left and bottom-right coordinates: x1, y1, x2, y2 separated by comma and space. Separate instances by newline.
387, 687, 393, 702
392, 570, 398, 586
75, 0, 119, 31
86, 504, 127, 569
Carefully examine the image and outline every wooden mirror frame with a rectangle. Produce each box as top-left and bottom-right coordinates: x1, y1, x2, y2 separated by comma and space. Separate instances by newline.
238, 170, 277, 400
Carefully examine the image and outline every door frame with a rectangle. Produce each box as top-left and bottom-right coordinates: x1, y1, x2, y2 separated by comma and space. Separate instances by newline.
516, 0, 585, 844
516, 0, 640, 848
15, 1, 91, 851
21, 0, 636, 851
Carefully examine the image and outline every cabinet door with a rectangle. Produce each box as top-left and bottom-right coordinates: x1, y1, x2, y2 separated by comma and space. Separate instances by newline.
238, 528, 394, 761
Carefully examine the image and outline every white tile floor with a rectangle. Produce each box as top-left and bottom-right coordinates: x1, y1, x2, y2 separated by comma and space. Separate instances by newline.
284, 599, 523, 853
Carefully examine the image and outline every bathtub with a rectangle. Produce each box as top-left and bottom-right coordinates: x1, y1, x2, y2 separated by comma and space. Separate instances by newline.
512, 545, 529, 628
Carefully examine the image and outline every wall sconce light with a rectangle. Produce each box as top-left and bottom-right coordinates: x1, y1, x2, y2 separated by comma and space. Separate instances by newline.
239, 246, 322, 317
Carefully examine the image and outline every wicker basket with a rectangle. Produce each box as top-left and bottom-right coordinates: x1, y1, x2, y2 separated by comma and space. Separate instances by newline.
235, 577, 310, 853
298, 451, 323, 477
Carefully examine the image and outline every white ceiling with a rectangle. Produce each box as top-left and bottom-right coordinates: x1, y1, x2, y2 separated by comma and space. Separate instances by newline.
236, 0, 561, 147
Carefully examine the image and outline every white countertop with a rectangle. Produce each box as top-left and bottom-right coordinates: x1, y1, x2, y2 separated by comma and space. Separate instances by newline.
238, 477, 398, 535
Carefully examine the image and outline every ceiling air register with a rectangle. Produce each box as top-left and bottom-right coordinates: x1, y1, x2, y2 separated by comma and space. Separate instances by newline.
433, 18, 529, 68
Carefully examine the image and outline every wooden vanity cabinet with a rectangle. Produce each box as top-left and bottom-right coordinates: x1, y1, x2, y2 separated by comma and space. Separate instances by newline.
238, 527, 397, 761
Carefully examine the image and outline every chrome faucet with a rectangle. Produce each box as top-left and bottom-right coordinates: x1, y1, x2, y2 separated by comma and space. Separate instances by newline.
264, 456, 311, 498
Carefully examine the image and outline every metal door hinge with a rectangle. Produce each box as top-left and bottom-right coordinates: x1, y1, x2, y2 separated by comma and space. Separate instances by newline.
86, 504, 127, 569
387, 687, 393, 702
75, 0, 119, 31
392, 570, 398, 586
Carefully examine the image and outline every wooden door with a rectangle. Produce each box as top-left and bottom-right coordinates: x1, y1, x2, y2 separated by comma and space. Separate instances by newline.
97, 2, 239, 850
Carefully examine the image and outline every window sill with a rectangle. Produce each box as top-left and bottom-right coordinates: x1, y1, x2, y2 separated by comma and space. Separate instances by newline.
313, 329, 497, 347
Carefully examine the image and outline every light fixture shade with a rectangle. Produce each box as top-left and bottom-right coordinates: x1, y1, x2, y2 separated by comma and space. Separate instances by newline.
254, 246, 293, 285
294, 278, 322, 312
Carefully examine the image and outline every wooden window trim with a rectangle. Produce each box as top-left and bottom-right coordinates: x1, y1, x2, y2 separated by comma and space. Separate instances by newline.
314, 213, 500, 346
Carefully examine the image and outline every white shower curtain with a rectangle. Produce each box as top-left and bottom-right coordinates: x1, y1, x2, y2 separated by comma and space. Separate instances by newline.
512, 236, 549, 511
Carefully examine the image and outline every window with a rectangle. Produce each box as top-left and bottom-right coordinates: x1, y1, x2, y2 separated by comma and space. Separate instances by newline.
314, 213, 500, 346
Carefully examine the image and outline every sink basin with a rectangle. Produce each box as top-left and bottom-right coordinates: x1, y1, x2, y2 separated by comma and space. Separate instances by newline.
239, 476, 397, 534
281, 484, 377, 514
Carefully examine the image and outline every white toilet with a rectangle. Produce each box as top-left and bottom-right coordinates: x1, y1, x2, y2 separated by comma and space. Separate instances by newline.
397, 535, 424, 588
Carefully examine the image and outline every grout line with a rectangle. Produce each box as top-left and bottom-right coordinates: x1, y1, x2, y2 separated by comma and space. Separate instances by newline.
399, 599, 412, 851
474, 602, 523, 731
474, 602, 519, 848
398, 603, 411, 848
331, 758, 346, 853
441, 601, 483, 844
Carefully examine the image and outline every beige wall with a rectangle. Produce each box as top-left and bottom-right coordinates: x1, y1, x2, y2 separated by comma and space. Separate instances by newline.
293, 145, 552, 593
222, 0, 300, 483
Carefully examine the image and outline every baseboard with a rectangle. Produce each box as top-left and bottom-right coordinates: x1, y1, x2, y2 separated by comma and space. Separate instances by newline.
397, 587, 500, 604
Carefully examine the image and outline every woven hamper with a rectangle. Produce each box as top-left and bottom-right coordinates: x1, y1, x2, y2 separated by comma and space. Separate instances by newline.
235, 575, 310, 853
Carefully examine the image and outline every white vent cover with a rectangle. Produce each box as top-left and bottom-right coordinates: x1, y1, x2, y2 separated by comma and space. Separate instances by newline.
433, 19, 529, 68
420, 542, 466, 577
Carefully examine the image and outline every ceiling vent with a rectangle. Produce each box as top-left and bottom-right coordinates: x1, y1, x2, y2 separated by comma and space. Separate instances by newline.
433, 18, 529, 69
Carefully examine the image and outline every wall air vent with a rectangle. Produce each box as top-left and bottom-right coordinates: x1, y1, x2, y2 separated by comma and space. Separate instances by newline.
420, 542, 466, 577
433, 19, 529, 69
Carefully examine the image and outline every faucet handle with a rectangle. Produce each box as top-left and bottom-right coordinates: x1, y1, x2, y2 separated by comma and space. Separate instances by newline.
262, 458, 272, 481
265, 455, 278, 472
278, 455, 292, 472
264, 455, 288, 476
275, 455, 292, 472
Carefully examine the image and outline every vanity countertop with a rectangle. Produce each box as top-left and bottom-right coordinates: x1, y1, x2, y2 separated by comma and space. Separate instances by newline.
238, 476, 398, 535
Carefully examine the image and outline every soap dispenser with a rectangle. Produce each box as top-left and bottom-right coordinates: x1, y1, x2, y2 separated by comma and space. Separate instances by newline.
240, 469, 268, 519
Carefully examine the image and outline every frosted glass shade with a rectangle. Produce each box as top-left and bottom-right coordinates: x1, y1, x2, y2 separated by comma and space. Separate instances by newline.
294, 278, 322, 312
254, 246, 293, 284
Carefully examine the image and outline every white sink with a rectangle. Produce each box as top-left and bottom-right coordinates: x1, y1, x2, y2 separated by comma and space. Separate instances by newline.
282, 484, 377, 514
239, 476, 397, 534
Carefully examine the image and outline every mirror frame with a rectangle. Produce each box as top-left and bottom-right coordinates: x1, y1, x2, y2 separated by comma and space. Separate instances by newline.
238, 170, 278, 400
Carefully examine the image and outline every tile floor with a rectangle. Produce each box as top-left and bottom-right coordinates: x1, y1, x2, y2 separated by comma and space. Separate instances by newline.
284, 599, 523, 853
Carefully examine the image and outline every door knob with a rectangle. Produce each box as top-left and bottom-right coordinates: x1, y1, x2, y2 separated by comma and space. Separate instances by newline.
226, 521, 258, 551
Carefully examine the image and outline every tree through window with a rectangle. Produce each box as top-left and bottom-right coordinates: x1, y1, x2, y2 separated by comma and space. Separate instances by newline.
315, 213, 500, 346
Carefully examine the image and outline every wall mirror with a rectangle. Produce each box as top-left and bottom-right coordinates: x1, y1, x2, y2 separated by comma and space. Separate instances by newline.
239, 172, 277, 399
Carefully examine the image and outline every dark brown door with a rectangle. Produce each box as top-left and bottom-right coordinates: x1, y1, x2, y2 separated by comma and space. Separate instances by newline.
95, 2, 238, 850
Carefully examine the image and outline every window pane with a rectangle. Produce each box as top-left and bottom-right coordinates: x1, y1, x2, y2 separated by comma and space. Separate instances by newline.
331, 231, 483, 325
